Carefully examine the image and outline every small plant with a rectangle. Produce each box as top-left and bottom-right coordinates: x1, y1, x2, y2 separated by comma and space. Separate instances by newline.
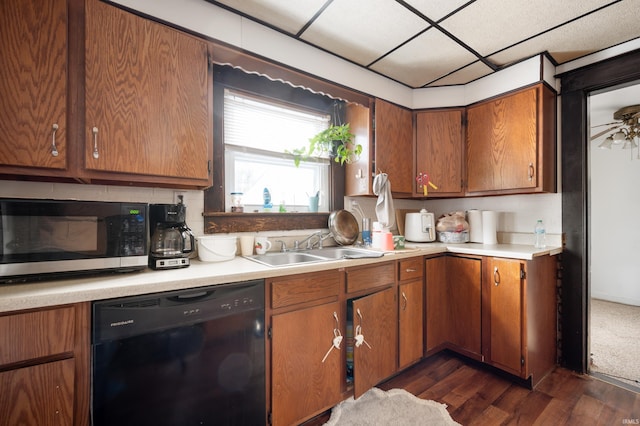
290, 123, 362, 167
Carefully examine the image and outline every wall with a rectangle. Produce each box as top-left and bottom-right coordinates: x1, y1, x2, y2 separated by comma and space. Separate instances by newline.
589, 141, 640, 306
346, 193, 562, 246
0, 180, 205, 236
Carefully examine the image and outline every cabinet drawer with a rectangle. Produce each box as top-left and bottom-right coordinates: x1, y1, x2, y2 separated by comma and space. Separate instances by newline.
0, 306, 75, 366
398, 258, 423, 281
271, 270, 341, 309
346, 262, 395, 293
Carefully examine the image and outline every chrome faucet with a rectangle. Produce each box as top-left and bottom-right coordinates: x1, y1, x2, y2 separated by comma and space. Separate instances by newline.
294, 231, 322, 250
275, 240, 288, 252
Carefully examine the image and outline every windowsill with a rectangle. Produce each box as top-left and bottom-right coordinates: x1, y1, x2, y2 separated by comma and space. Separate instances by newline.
203, 212, 330, 233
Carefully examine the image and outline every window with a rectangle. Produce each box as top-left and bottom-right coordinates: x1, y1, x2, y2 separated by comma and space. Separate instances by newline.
224, 88, 331, 212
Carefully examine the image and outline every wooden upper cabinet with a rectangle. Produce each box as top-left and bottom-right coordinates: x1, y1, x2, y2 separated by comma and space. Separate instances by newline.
0, 0, 68, 172
345, 102, 372, 196
466, 83, 556, 195
415, 109, 465, 197
374, 99, 414, 195
84, 0, 212, 187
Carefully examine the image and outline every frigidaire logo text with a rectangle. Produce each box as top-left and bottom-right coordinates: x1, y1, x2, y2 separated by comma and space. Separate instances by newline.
110, 319, 134, 327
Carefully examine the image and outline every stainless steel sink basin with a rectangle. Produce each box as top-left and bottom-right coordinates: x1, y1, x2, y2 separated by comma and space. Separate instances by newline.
246, 251, 328, 267
305, 247, 383, 260
246, 247, 384, 267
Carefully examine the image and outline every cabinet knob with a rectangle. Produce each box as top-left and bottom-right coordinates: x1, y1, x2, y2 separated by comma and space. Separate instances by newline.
494, 266, 501, 286
92, 127, 99, 159
401, 291, 408, 310
51, 124, 59, 157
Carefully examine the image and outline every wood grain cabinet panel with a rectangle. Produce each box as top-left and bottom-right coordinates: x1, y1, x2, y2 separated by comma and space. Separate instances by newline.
0, 359, 75, 426
482, 255, 558, 386
398, 279, 424, 369
352, 287, 398, 398
84, 0, 212, 187
0, 306, 75, 366
466, 83, 556, 195
425, 255, 482, 359
0, 0, 68, 172
415, 109, 465, 197
374, 99, 414, 195
271, 301, 343, 426
0, 303, 90, 426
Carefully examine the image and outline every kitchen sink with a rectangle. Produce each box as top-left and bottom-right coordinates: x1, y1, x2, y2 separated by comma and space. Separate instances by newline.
246, 251, 328, 267
305, 247, 384, 260
246, 247, 384, 267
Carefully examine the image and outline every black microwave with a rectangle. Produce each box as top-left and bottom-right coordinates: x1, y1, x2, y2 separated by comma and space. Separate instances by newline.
0, 199, 148, 283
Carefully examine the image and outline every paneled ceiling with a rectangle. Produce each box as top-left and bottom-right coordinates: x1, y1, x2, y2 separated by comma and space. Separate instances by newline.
209, 0, 640, 88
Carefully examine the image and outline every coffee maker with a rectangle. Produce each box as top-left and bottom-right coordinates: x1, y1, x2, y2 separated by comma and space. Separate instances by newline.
148, 198, 195, 270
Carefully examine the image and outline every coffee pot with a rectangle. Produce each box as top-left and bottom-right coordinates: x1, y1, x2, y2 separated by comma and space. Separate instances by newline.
148, 200, 195, 269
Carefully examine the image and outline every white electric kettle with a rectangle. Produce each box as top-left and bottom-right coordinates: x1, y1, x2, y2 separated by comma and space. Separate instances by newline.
405, 209, 436, 242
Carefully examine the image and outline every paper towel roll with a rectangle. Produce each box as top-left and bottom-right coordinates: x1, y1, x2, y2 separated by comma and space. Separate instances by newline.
467, 210, 483, 243
482, 210, 498, 245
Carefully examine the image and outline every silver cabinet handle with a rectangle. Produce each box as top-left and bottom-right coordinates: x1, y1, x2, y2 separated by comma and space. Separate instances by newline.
92, 127, 99, 159
494, 266, 500, 286
528, 162, 534, 181
401, 292, 408, 310
51, 124, 59, 157
405, 268, 416, 273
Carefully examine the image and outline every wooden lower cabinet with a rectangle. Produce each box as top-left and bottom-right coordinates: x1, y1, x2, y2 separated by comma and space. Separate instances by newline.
482, 255, 558, 386
425, 255, 482, 359
0, 303, 90, 426
271, 301, 343, 426
398, 258, 424, 369
351, 286, 398, 398
0, 359, 75, 426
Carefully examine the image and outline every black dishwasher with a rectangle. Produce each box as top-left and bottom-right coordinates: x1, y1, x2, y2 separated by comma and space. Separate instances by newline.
91, 280, 265, 426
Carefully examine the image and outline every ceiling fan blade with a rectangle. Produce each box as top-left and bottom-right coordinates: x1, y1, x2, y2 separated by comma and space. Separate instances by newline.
591, 121, 621, 128
590, 125, 621, 141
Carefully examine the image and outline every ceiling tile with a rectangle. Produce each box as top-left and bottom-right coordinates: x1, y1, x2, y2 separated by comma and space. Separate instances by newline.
370, 28, 478, 87
402, 0, 471, 21
426, 61, 495, 87
300, 0, 429, 66
215, 0, 327, 34
440, 0, 617, 57
489, 1, 640, 66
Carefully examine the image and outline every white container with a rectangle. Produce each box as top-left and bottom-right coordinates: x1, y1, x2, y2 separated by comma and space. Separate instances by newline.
197, 236, 237, 262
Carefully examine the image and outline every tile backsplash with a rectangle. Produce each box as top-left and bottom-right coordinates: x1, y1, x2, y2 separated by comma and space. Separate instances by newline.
0, 180, 206, 235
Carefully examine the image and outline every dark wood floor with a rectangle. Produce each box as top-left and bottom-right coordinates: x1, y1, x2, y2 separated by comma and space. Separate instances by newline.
305, 351, 640, 425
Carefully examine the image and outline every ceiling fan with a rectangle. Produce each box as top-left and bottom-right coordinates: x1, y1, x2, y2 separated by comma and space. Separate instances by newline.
590, 105, 640, 150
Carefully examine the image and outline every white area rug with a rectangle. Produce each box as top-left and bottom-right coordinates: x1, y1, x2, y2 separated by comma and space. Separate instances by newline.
323, 387, 461, 426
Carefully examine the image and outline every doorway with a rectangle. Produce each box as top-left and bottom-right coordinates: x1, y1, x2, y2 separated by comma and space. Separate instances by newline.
588, 83, 640, 391
559, 49, 640, 375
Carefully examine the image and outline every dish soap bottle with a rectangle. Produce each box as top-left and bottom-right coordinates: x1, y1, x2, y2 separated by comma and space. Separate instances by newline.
263, 188, 273, 212
534, 220, 546, 249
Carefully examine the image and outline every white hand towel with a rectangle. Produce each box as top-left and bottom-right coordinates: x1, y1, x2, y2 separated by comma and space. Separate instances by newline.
373, 173, 395, 230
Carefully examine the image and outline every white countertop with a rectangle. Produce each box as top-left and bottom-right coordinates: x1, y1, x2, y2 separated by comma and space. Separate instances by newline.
0, 243, 561, 314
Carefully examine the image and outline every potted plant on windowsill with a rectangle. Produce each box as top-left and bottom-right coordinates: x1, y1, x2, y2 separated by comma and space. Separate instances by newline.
290, 123, 362, 167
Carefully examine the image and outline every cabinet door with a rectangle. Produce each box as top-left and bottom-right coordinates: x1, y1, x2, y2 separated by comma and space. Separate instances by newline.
398, 280, 423, 369
486, 257, 523, 375
352, 287, 397, 398
374, 99, 413, 195
415, 109, 464, 197
0, 0, 67, 171
466, 87, 538, 193
85, 0, 211, 186
0, 358, 75, 426
271, 301, 342, 426
425, 256, 481, 357
345, 102, 372, 196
